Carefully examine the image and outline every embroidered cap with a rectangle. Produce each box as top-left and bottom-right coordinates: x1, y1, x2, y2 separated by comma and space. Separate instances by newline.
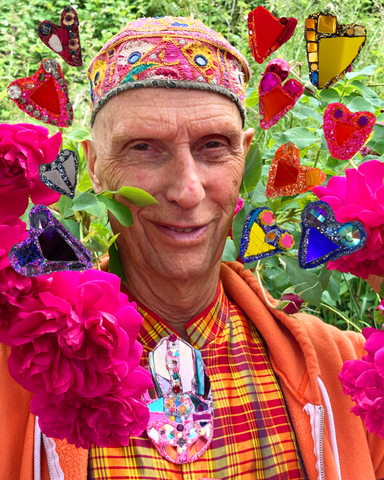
88, 16, 250, 126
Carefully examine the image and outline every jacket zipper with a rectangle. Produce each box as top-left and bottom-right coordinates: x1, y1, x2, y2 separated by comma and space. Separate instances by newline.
41, 433, 54, 480
319, 405, 325, 480
304, 403, 325, 480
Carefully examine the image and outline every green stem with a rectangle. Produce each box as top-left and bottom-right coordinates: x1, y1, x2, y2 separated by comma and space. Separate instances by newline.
343, 273, 360, 319
320, 303, 362, 332
79, 218, 84, 243
339, 79, 350, 103
348, 156, 358, 170
313, 150, 320, 168
255, 261, 278, 310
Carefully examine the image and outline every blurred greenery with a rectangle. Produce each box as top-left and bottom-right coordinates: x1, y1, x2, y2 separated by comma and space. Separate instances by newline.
1, 0, 384, 331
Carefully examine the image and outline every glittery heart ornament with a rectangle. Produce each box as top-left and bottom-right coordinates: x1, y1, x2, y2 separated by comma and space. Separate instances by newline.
259, 72, 303, 129
144, 334, 213, 464
38, 6, 82, 67
240, 208, 294, 263
298, 201, 366, 269
305, 12, 366, 89
9, 205, 93, 277
323, 103, 375, 160
248, 6, 297, 64
39, 149, 78, 199
266, 142, 326, 197
7, 59, 73, 128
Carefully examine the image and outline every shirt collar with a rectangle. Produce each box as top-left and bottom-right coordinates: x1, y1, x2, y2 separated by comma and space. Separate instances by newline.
121, 281, 228, 350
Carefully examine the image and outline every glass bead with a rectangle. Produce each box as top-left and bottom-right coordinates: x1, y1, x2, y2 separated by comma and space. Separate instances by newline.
43, 59, 58, 73
8, 85, 22, 99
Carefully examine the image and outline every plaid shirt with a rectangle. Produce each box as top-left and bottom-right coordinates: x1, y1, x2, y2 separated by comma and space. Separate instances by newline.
89, 283, 306, 480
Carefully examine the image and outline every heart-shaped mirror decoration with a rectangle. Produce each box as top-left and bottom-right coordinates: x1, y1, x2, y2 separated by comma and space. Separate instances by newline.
39, 149, 78, 199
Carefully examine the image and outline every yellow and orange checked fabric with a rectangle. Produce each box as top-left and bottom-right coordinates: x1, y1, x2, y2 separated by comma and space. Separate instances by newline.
88, 282, 306, 480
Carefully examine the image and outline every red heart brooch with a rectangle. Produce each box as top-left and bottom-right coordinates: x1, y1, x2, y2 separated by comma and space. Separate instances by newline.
7, 59, 73, 128
323, 103, 375, 160
248, 6, 297, 64
259, 72, 303, 130
38, 7, 82, 67
266, 142, 326, 198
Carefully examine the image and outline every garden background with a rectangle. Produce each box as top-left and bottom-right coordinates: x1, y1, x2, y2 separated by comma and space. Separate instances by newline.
1, 0, 384, 332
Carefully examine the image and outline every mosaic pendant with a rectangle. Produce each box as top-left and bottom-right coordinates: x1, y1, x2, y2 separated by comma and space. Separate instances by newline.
305, 12, 366, 89
7, 59, 73, 128
298, 201, 366, 269
38, 7, 82, 67
144, 335, 213, 464
240, 208, 294, 263
248, 6, 297, 64
39, 149, 78, 199
9, 205, 93, 277
323, 103, 375, 160
266, 142, 326, 197
259, 72, 303, 129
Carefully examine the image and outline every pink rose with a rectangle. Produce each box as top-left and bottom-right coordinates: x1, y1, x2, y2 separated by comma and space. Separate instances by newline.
264, 58, 290, 82
229, 197, 244, 240
0, 123, 62, 220
313, 161, 384, 279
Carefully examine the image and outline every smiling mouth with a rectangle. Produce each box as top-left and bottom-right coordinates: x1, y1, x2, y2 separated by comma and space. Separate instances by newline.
166, 226, 198, 233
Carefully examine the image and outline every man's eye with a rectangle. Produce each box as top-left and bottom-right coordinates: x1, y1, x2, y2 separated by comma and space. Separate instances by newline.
205, 141, 222, 149
133, 143, 150, 151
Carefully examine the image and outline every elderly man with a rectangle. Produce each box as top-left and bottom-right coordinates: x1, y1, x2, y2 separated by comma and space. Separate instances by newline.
2, 15, 384, 480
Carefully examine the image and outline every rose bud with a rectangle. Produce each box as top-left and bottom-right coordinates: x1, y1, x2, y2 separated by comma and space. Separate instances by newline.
303, 83, 317, 98
281, 293, 304, 314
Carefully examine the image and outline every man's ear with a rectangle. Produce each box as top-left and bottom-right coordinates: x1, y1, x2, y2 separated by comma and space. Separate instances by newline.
82, 139, 104, 193
243, 128, 255, 157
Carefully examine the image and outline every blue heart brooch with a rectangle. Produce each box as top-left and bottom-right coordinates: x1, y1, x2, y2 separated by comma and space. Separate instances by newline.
240, 207, 294, 263
298, 201, 366, 269
9, 204, 93, 277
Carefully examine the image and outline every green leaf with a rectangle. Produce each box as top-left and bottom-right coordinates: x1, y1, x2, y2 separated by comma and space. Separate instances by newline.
108, 242, 126, 282
284, 257, 322, 306
114, 186, 158, 206
351, 80, 384, 108
367, 124, 384, 155
291, 104, 323, 123
319, 265, 332, 290
222, 238, 238, 262
72, 192, 98, 211
346, 65, 377, 80
279, 127, 319, 151
249, 183, 267, 205
77, 170, 93, 193
98, 195, 133, 227
61, 219, 80, 240
246, 91, 259, 108
64, 129, 92, 142
319, 89, 340, 104
232, 206, 246, 253
347, 96, 375, 114
376, 113, 384, 122
57, 196, 74, 218
242, 142, 262, 193
20, 201, 34, 223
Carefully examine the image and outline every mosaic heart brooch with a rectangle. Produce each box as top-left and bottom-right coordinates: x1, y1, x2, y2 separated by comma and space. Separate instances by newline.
266, 142, 326, 197
39, 149, 78, 199
248, 6, 297, 64
305, 12, 366, 89
298, 201, 366, 269
259, 72, 303, 129
323, 103, 375, 160
240, 208, 294, 263
144, 334, 213, 464
7, 59, 73, 128
38, 6, 82, 67
9, 205, 93, 277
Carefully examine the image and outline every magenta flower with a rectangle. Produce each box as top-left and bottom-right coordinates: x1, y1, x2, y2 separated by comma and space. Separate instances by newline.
313, 160, 384, 279
339, 327, 384, 439
281, 293, 304, 314
229, 197, 244, 240
0, 123, 62, 220
264, 58, 290, 82
7, 269, 152, 448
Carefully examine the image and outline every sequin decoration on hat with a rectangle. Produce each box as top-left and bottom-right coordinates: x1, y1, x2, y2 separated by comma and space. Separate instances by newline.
266, 142, 326, 197
248, 6, 297, 64
39, 149, 78, 199
144, 335, 213, 464
323, 103, 375, 160
298, 201, 366, 269
305, 12, 366, 89
87, 16, 250, 127
9, 205, 93, 277
38, 6, 82, 67
259, 72, 303, 129
7, 59, 73, 127
240, 208, 294, 263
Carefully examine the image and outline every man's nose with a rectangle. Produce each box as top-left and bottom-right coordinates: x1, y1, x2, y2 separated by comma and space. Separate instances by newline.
164, 149, 206, 209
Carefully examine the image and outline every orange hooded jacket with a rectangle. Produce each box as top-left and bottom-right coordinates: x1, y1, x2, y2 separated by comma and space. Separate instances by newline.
1, 262, 384, 479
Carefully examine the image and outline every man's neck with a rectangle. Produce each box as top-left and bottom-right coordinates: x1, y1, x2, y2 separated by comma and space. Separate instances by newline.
123, 263, 220, 343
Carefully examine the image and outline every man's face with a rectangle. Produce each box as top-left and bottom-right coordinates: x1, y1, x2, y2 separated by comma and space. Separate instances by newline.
85, 88, 254, 281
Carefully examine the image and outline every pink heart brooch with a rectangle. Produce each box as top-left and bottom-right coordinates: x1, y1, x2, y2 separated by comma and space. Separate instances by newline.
323, 103, 375, 160
7, 59, 73, 128
38, 6, 82, 67
259, 72, 303, 129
